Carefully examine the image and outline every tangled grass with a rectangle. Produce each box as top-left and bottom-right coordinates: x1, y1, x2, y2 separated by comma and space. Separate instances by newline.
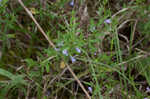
0, 0, 150, 99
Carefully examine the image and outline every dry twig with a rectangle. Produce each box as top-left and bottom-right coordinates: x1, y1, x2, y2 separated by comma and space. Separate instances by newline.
18, 0, 55, 48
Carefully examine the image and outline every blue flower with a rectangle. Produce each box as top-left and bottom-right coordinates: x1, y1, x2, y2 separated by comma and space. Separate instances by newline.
69, 0, 74, 7
146, 87, 150, 93
88, 87, 92, 93
54, 48, 60, 52
62, 49, 68, 56
104, 19, 111, 24
70, 56, 76, 63
75, 47, 81, 53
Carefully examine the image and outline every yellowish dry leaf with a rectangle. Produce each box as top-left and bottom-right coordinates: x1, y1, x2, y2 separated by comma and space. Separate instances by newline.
29, 8, 38, 15
60, 61, 66, 69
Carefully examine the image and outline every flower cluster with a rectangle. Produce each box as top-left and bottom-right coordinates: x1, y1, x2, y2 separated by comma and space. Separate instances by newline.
61, 47, 81, 63
55, 41, 81, 63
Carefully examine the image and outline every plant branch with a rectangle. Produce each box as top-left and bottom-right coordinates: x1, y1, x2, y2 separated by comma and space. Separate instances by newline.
17, 0, 91, 98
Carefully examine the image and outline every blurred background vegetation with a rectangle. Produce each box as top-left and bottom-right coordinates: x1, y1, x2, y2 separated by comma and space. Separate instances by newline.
0, 0, 150, 99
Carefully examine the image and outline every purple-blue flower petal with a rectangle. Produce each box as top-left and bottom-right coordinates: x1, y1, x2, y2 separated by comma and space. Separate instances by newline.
88, 87, 92, 93
104, 19, 111, 24
70, 56, 76, 63
75, 47, 81, 53
62, 49, 68, 56
69, 0, 74, 7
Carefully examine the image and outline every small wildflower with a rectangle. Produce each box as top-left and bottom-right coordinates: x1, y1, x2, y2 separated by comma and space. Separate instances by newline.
104, 19, 111, 24
54, 48, 60, 51
146, 87, 150, 93
70, 56, 76, 63
144, 98, 148, 99
75, 47, 81, 53
94, 52, 97, 55
88, 87, 92, 93
62, 49, 68, 56
69, 0, 74, 7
